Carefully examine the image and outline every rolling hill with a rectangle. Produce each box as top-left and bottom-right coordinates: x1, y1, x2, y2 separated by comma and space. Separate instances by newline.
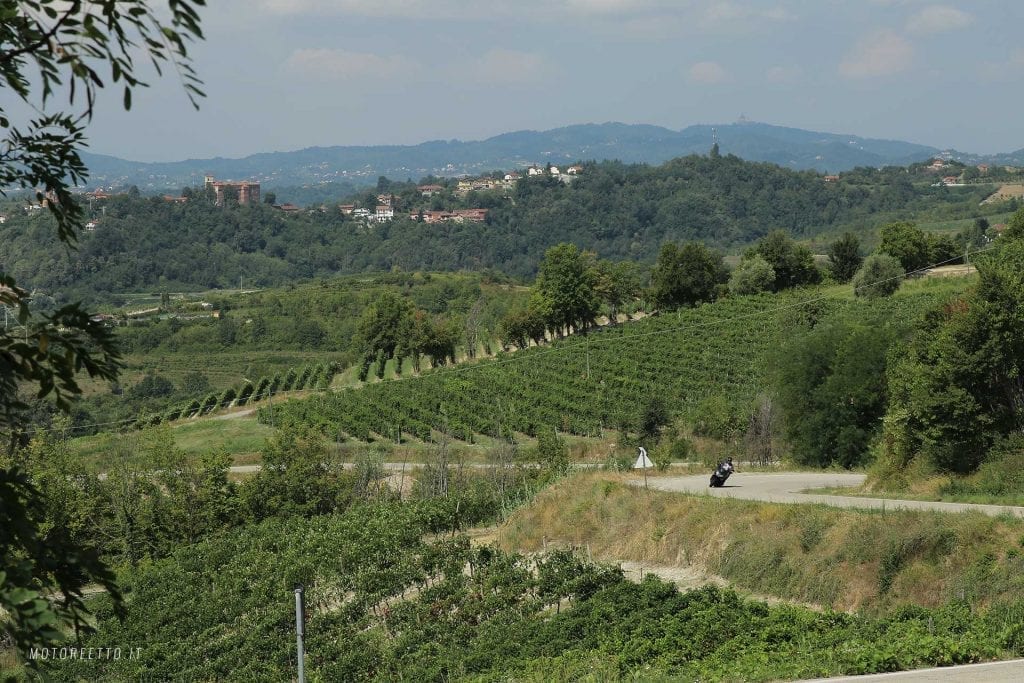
79, 121, 949, 192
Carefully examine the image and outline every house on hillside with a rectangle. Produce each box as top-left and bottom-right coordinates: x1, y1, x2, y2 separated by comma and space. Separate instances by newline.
941, 175, 961, 185
823, 175, 840, 183
567, 165, 583, 175
417, 184, 444, 197
339, 204, 355, 215
373, 205, 395, 222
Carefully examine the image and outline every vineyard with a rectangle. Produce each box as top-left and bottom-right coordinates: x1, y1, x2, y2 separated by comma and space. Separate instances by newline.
270, 287, 957, 444
125, 360, 343, 431
44, 497, 1024, 681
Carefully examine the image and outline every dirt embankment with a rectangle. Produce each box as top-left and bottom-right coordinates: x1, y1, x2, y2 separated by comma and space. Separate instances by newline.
494, 473, 1024, 613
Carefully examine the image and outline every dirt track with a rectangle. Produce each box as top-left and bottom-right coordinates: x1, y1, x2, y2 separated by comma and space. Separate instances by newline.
637, 472, 1024, 519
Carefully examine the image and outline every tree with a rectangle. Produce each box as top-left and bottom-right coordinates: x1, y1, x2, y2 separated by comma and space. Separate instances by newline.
883, 238, 1024, 473
649, 242, 725, 310
729, 255, 775, 295
878, 222, 930, 272
852, 253, 904, 299
1004, 206, 1024, 240
0, 0, 207, 660
535, 243, 600, 336
357, 291, 413, 366
128, 372, 175, 400
754, 230, 821, 291
774, 320, 900, 468
594, 259, 642, 323
638, 395, 670, 445
827, 233, 863, 283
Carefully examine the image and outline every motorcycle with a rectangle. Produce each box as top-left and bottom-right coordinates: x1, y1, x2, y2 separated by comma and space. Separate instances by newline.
709, 460, 734, 488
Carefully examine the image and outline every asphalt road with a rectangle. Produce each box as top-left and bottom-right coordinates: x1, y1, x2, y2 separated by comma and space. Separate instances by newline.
639, 472, 1024, 519
801, 658, 1024, 682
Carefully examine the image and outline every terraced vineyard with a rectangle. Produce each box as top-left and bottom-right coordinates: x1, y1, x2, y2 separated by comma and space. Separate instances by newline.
271, 286, 959, 443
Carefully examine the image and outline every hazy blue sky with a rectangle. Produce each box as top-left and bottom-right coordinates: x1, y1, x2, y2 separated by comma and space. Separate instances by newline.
81, 1, 1024, 160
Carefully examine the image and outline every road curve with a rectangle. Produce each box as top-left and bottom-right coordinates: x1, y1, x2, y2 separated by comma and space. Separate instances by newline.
801, 657, 1024, 682
638, 472, 1024, 519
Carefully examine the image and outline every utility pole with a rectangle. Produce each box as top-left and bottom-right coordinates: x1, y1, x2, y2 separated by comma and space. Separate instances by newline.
294, 585, 306, 683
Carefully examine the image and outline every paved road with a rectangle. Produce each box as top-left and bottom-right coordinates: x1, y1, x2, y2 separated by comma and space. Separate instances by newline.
639, 472, 1024, 519
801, 658, 1024, 682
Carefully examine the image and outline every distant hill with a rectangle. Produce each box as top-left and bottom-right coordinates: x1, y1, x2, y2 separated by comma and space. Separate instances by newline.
78, 121, 953, 196
3, 152, 995, 297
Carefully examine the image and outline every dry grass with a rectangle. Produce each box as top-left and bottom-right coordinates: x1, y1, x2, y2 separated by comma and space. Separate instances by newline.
496, 473, 1024, 614
982, 183, 1024, 204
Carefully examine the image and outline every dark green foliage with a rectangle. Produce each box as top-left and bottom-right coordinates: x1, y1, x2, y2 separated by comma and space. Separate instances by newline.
280, 367, 298, 392
234, 382, 254, 406
928, 233, 961, 264
649, 242, 726, 310
884, 238, 1024, 473
217, 387, 237, 410
180, 371, 211, 396
0, 466, 122, 658
853, 253, 905, 299
691, 394, 743, 441
1004, 206, 1024, 240
729, 255, 776, 295
828, 232, 863, 283
753, 230, 821, 291
197, 392, 219, 416
535, 243, 601, 333
0, 158, 1000, 296
879, 221, 931, 272
638, 394, 670, 445
775, 317, 906, 468
127, 373, 175, 400
939, 435, 1024, 501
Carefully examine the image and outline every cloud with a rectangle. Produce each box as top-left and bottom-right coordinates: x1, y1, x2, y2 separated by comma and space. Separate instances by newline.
258, 0, 659, 19
906, 6, 973, 34
839, 29, 914, 79
701, 1, 790, 28
283, 48, 418, 81
688, 61, 728, 84
765, 65, 802, 84
453, 49, 552, 85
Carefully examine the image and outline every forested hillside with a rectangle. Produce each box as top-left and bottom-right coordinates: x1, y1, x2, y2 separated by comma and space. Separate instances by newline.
0, 153, 997, 296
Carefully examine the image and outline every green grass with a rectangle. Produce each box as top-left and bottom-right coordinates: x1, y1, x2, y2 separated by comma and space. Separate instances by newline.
68, 414, 275, 471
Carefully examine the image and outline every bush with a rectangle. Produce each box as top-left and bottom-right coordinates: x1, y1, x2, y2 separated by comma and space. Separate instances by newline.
691, 395, 742, 440
729, 255, 776, 295
853, 253, 904, 299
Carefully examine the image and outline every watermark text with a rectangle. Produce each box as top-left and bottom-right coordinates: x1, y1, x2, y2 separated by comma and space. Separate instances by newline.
28, 646, 142, 661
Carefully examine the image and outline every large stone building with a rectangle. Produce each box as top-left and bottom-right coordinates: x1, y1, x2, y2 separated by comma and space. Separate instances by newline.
204, 174, 260, 206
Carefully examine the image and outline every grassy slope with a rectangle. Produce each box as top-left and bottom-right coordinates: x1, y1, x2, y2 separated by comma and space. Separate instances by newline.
497, 474, 1024, 613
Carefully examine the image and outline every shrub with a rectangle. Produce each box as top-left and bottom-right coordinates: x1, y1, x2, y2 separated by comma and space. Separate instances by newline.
853, 253, 904, 299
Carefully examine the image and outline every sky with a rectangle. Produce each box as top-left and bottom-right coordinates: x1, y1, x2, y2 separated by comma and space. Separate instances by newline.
69, 1, 1024, 161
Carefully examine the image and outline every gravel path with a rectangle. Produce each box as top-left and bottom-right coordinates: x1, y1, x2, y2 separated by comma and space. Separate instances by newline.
638, 472, 1024, 518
